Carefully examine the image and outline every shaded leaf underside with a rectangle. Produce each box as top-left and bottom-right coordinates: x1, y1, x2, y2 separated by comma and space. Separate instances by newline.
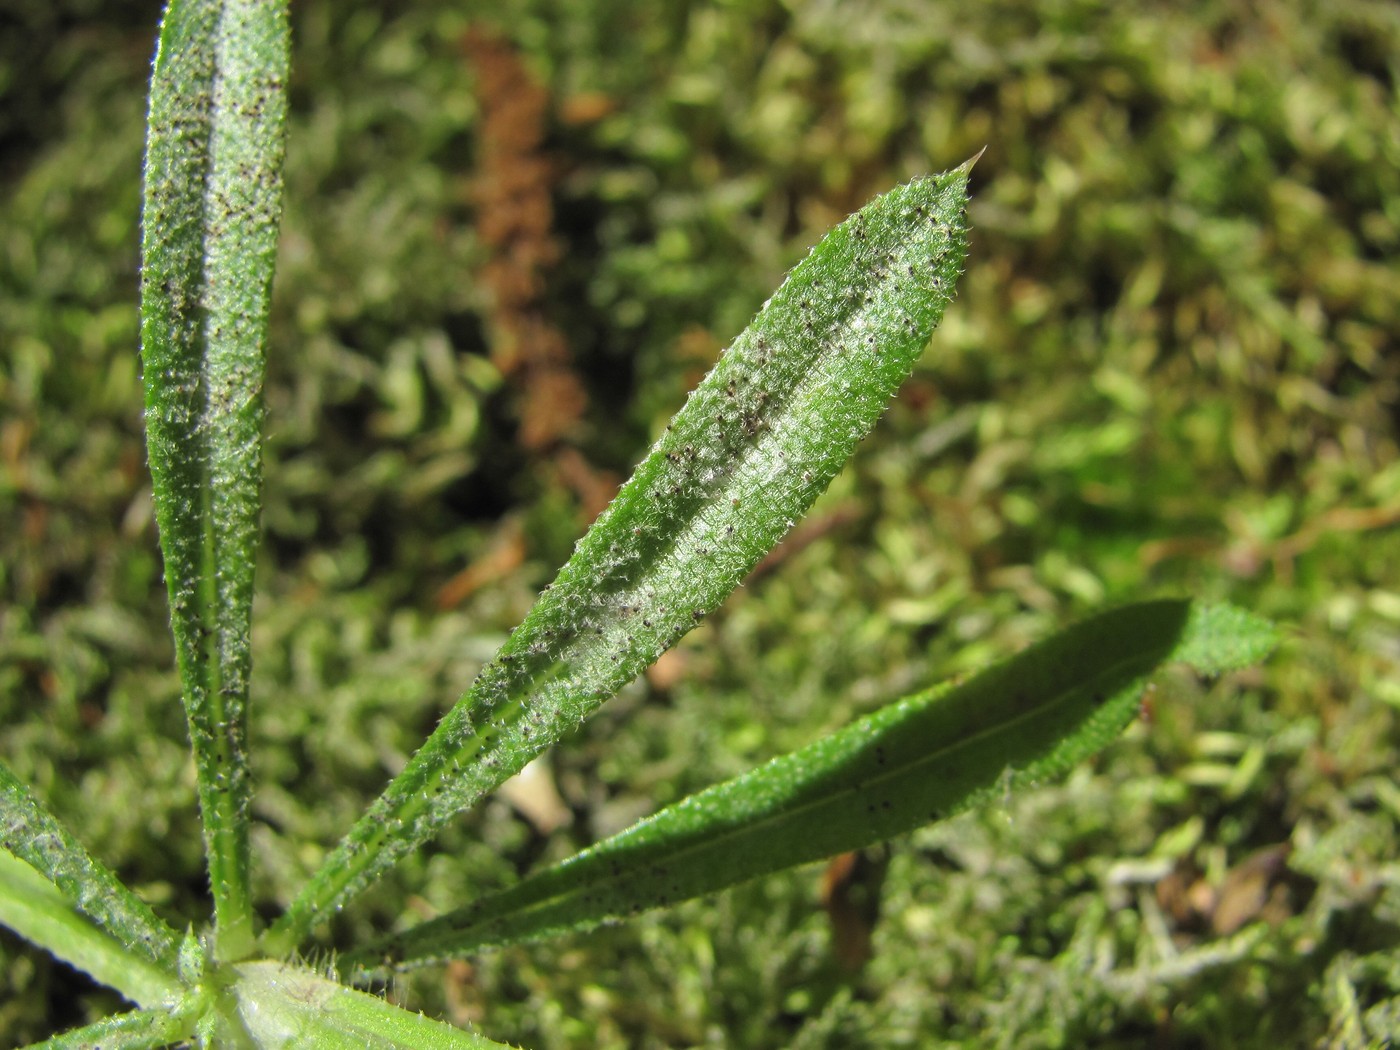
348, 599, 1276, 969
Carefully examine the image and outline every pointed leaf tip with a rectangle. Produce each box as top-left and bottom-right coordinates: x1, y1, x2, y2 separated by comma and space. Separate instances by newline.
961, 146, 988, 173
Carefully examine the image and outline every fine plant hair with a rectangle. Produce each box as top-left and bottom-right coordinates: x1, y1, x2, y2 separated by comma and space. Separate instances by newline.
0, 2, 1277, 1047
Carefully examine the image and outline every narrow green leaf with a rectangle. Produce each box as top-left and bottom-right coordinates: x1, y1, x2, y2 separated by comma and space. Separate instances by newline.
140, 0, 289, 961
0, 761, 181, 975
227, 962, 520, 1049
21, 1005, 200, 1050
0, 848, 180, 1007
266, 161, 975, 954
348, 599, 1273, 968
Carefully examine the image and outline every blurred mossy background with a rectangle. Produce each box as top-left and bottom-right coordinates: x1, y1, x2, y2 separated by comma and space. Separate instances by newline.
3, 0, 1399, 1045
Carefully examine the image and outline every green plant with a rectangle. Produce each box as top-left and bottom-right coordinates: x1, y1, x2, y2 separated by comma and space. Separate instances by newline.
0, 2, 1278, 1046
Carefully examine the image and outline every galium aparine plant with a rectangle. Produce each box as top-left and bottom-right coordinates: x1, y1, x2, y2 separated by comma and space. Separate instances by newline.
0, 1, 1276, 1045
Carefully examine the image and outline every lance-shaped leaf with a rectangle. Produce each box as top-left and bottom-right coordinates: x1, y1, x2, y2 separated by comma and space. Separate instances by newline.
0, 847, 179, 1008
343, 600, 1277, 969
19, 1003, 203, 1050
227, 962, 521, 1049
264, 161, 976, 954
0, 761, 182, 977
140, 0, 289, 961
